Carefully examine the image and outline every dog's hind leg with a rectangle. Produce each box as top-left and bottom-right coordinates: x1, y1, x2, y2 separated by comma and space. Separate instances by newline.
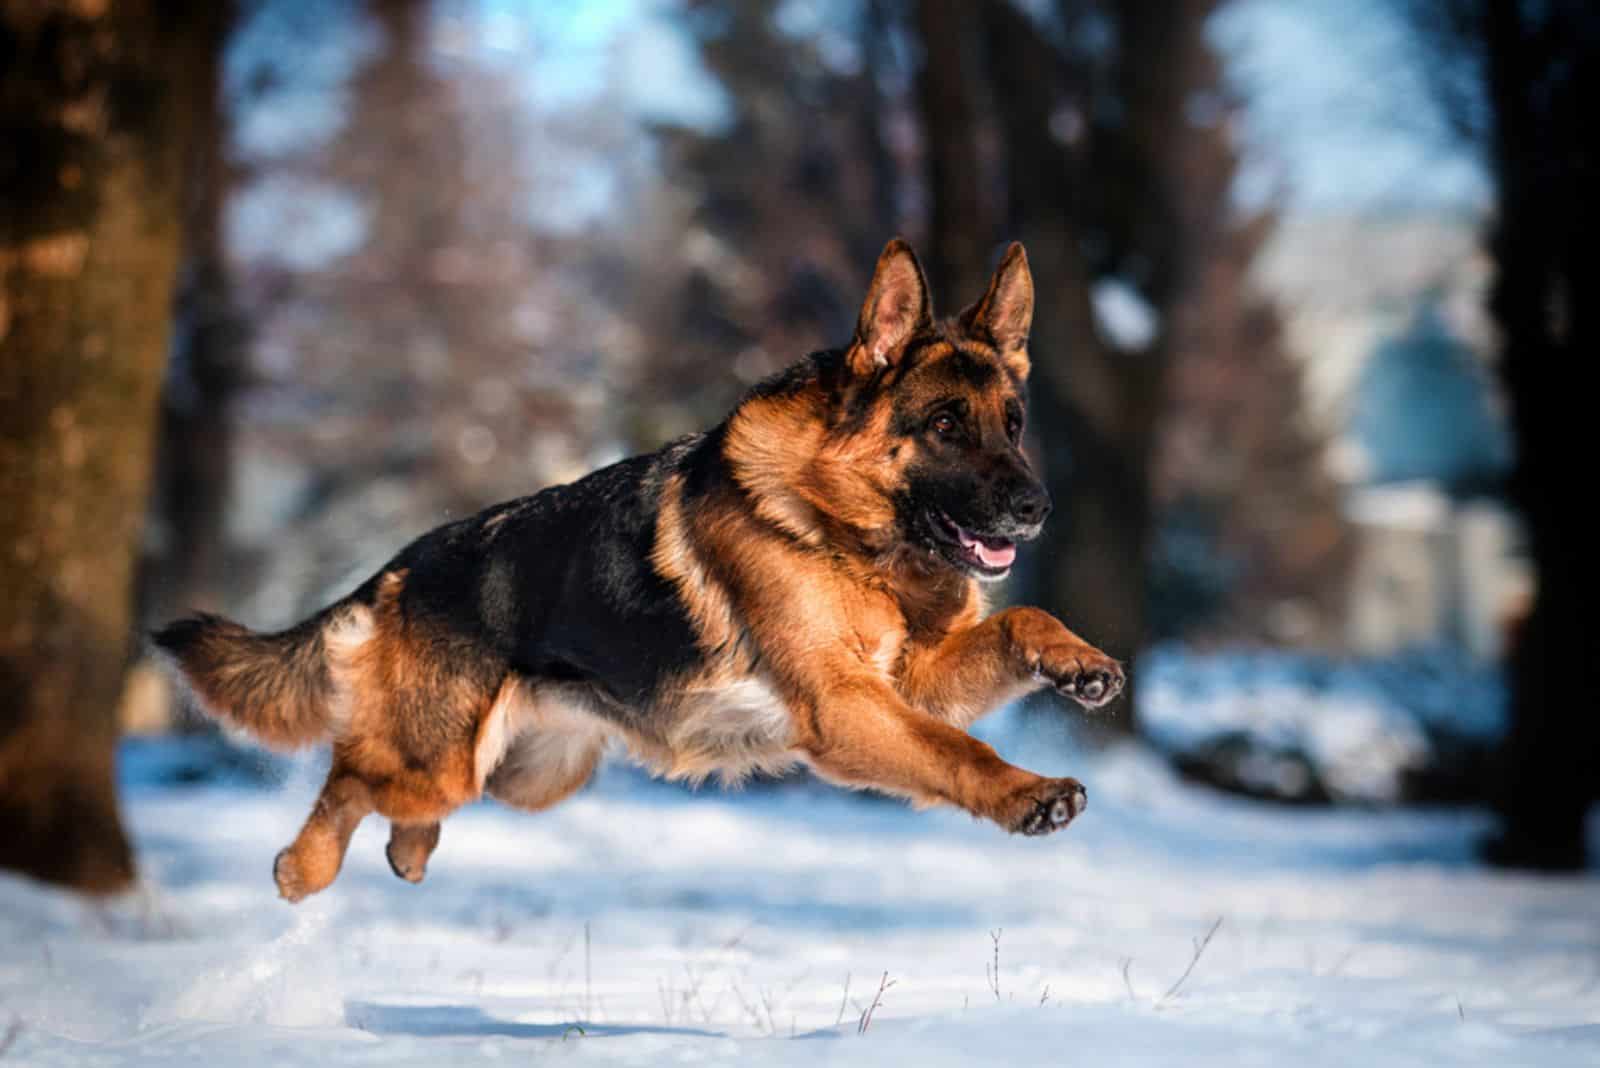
385, 821, 441, 884
273, 765, 374, 902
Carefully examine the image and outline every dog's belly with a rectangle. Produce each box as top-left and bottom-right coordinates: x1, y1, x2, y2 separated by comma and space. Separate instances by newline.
660, 675, 799, 784
475, 672, 799, 791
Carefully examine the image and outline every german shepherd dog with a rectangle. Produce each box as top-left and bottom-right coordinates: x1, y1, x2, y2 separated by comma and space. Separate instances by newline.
155, 239, 1125, 902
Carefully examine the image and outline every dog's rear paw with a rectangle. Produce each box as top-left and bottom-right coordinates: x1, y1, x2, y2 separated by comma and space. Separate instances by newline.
385, 841, 431, 884
1009, 778, 1087, 836
273, 848, 312, 903
385, 822, 441, 884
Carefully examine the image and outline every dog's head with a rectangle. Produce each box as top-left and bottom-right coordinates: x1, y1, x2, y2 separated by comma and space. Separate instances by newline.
727, 238, 1048, 584
850, 239, 1047, 582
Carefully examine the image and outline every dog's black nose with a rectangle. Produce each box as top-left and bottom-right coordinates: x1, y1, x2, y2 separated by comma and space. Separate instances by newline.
1008, 482, 1052, 525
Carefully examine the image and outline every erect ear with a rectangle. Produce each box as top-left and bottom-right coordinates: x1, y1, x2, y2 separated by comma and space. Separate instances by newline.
848, 238, 933, 376
959, 242, 1033, 377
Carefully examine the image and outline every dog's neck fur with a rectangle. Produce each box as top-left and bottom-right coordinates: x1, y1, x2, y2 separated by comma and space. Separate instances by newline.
717, 356, 979, 637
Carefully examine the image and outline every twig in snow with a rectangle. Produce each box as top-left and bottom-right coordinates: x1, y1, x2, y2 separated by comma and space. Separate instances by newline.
583, 920, 592, 1022
1039, 985, 1050, 1006
856, 971, 895, 1034
1158, 917, 1224, 1006
1457, 999, 1465, 1021
657, 975, 675, 1026
835, 972, 851, 1028
760, 986, 780, 1036
731, 979, 766, 1034
682, 962, 713, 1025
986, 928, 1003, 1001
719, 924, 751, 953
547, 926, 579, 977
1120, 957, 1138, 1001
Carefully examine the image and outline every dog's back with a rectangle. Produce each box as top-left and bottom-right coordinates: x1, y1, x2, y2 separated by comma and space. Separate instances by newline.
157, 435, 706, 729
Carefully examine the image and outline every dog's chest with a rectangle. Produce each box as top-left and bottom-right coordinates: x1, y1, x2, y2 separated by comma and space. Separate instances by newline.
651, 581, 919, 781
663, 673, 796, 782
668, 613, 908, 748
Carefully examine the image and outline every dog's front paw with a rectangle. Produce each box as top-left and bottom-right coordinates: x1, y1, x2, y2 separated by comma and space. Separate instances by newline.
1036, 646, 1124, 711
1005, 777, 1088, 836
1002, 608, 1125, 711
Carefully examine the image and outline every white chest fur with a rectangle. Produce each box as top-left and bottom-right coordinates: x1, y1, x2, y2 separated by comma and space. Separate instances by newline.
663, 675, 798, 784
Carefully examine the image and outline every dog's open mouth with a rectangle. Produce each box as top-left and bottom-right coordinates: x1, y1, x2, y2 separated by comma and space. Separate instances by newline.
930, 509, 1016, 576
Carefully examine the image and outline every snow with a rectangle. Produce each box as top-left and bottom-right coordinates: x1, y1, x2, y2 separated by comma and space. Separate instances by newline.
1091, 278, 1161, 351
1138, 644, 1507, 803
2, 734, 1596, 1066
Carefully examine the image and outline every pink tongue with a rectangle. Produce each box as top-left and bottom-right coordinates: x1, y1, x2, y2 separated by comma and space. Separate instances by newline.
958, 528, 1016, 569
975, 541, 1016, 569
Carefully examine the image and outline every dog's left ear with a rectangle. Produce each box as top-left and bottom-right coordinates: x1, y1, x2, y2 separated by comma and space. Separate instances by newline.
960, 242, 1033, 378
849, 238, 933, 376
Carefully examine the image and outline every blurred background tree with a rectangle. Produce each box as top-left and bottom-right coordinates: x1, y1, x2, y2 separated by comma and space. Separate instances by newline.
1399, 0, 1600, 868
1, 0, 229, 891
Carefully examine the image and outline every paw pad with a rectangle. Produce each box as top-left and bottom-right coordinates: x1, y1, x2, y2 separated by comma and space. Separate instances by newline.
1017, 780, 1087, 836
1053, 663, 1124, 710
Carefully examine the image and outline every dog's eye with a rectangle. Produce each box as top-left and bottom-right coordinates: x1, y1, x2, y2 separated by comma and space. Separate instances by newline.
930, 413, 959, 440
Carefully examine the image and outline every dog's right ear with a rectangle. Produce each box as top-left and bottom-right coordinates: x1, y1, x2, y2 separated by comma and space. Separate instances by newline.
848, 238, 932, 376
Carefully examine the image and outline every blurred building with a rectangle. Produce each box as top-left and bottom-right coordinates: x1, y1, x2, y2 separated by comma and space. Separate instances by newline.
1257, 214, 1530, 660
1343, 484, 1529, 660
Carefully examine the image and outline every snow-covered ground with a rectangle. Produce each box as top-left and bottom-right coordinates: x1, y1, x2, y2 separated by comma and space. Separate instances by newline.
1139, 644, 1507, 803
2, 731, 1597, 1066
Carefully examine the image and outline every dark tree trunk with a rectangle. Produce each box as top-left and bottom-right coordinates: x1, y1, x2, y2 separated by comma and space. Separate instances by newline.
914, 0, 994, 303
1479, 0, 1600, 869
859, 0, 904, 249
0, 1, 215, 892
144, 1, 239, 630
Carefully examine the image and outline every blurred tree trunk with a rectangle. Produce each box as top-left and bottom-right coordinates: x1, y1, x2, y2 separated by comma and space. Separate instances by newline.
1475, 0, 1600, 869
0, 2, 217, 892
914, 0, 993, 303
859, 0, 903, 244
144, 1, 240, 629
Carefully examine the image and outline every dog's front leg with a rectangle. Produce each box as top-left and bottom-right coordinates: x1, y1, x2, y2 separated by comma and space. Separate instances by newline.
899, 606, 1125, 728
794, 674, 1088, 835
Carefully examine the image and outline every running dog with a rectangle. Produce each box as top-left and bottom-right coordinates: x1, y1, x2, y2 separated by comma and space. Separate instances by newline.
155, 239, 1125, 902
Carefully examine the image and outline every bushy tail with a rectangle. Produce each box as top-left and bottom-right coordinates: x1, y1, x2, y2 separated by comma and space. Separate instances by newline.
152, 611, 339, 749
